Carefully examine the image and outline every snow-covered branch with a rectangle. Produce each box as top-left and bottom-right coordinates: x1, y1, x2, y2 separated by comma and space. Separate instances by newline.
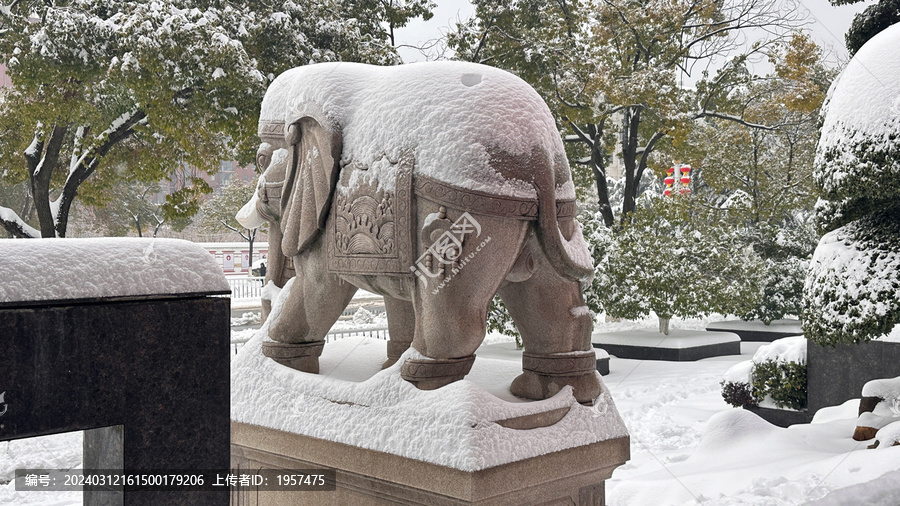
563, 118, 595, 148
0, 205, 39, 238
693, 111, 780, 131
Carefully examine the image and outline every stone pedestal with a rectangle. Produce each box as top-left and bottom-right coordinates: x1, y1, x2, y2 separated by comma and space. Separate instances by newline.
808, 340, 900, 413
0, 238, 232, 506
231, 421, 629, 505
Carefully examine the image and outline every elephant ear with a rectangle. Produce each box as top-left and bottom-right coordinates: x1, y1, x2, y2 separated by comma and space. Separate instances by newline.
281, 116, 343, 257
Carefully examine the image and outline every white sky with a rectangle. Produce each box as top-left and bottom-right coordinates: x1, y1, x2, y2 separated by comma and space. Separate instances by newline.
395, 0, 873, 67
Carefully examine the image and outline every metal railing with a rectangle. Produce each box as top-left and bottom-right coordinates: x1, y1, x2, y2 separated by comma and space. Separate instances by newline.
230, 325, 389, 354
228, 277, 266, 299
325, 326, 390, 342
228, 289, 390, 354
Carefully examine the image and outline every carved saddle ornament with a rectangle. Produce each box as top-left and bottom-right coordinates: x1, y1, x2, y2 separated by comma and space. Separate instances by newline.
325, 152, 575, 277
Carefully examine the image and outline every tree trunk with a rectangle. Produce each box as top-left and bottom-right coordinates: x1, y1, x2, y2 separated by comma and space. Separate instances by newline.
589, 123, 615, 227
658, 316, 670, 335
621, 108, 641, 221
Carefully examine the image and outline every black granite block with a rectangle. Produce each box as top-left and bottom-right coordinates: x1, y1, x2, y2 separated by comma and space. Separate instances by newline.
706, 328, 796, 342
807, 340, 900, 413
596, 357, 610, 376
705, 320, 803, 342
0, 296, 230, 506
745, 406, 813, 428
84, 426, 124, 506
594, 341, 741, 361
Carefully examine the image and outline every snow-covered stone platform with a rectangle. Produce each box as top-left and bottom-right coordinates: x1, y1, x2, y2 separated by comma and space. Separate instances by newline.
592, 329, 741, 361
706, 319, 802, 342
232, 320, 630, 503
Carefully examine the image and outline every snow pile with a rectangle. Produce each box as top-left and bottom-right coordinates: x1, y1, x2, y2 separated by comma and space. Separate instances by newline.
611, 403, 900, 505
0, 430, 82, 505
329, 307, 388, 331
808, 470, 900, 505
694, 408, 780, 452
752, 335, 806, 364
231, 311, 261, 326
231, 279, 627, 471
722, 359, 754, 385
259, 61, 576, 200
863, 377, 900, 401
260, 280, 281, 301
231, 328, 257, 342
857, 376, 900, 442
0, 238, 229, 304
874, 421, 900, 449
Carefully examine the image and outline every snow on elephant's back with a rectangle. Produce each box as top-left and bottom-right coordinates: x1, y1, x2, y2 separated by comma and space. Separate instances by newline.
259, 61, 574, 200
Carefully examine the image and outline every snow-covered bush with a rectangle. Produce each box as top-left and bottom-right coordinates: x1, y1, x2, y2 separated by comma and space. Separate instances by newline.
584, 197, 765, 334
721, 336, 807, 410
721, 379, 758, 409
803, 23, 900, 346
739, 220, 817, 324
751, 359, 807, 411
803, 212, 900, 346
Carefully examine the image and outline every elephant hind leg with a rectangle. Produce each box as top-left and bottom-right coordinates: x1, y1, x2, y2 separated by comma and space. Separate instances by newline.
402, 213, 529, 390
498, 237, 602, 404
401, 285, 492, 389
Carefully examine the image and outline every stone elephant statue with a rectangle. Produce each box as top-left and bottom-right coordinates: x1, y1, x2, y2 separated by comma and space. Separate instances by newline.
238, 61, 602, 403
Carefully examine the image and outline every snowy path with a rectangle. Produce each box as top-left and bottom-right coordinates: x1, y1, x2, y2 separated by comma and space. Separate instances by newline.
604, 342, 900, 505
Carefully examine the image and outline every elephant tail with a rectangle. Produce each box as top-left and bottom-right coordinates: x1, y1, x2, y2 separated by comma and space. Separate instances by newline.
532, 166, 595, 284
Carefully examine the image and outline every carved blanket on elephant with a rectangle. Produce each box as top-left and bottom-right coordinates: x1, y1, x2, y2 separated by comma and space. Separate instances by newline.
326, 153, 575, 277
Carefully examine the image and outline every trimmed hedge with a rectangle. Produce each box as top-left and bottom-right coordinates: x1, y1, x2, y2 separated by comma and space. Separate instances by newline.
722, 360, 808, 411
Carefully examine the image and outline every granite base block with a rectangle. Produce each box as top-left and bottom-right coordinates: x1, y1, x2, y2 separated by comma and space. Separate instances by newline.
705, 320, 802, 342
0, 296, 231, 506
596, 357, 610, 376
807, 340, 900, 413
745, 406, 812, 428
593, 341, 741, 362
231, 421, 630, 505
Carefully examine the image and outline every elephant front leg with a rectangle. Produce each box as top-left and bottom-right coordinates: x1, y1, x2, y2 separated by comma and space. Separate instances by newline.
264, 242, 357, 373
382, 296, 415, 369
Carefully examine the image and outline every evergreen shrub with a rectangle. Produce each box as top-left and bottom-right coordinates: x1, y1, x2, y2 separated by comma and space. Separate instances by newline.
721, 380, 758, 409
750, 360, 808, 410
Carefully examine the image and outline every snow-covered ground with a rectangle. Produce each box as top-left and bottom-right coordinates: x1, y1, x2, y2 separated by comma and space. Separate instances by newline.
3, 311, 899, 505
